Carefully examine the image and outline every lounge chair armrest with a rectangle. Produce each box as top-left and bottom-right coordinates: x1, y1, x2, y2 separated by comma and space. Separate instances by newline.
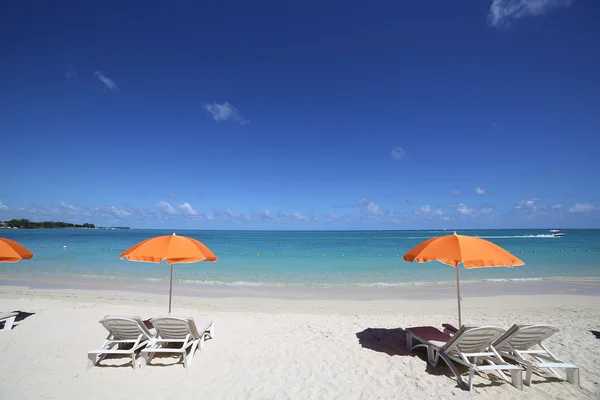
442, 323, 459, 335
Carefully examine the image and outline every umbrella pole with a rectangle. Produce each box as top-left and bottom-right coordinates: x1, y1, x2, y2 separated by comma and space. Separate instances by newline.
168, 263, 173, 314
456, 265, 462, 327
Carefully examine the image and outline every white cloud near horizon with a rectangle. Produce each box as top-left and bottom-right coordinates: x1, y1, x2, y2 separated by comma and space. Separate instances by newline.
453, 189, 461, 196
488, 0, 573, 27
156, 201, 176, 215
514, 198, 537, 211
178, 202, 198, 216
417, 205, 444, 217
476, 186, 486, 196
391, 147, 405, 160
568, 203, 595, 213
1, 198, 597, 227
203, 102, 250, 125
456, 203, 475, 216
94, 71, 118, 91
356, 198, 390, 217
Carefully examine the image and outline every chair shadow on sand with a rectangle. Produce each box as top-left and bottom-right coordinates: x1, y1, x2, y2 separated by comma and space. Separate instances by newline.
355, 327, 509, 390
5, 311, 36, 330
591, 330, 600, 339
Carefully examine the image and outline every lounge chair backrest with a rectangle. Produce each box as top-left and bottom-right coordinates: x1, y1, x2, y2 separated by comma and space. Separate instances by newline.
494, 324, 559, 351
151, 316, 200, 340
99, 316, 153, 340
442, 326, 505, 355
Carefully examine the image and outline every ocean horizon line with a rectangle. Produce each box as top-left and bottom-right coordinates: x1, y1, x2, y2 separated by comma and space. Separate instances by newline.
49, 227, 599, 232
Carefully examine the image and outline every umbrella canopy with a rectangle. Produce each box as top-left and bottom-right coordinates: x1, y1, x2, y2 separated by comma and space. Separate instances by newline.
403, 232, 524, 326
0, 238, 34, 263
120, 233, 217, 313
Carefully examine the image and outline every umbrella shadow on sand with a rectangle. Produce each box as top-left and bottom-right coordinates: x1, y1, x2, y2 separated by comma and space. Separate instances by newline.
355, 327, 508, 390
356, 327, 447, 376
4, 311, 35, 330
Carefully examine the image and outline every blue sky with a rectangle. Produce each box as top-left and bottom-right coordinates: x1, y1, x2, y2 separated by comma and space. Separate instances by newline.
1, 0, 599, 229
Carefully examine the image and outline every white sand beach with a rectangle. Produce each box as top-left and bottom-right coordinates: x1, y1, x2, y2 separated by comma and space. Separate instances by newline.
0, 284, 599, 400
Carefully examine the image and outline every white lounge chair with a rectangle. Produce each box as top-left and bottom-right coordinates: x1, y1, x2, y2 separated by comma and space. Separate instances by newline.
87, 316, 157, 369
406, 325, 523, 391
493, 324, 580, 387
0, 312, 18, 331
140, 316, 214, 369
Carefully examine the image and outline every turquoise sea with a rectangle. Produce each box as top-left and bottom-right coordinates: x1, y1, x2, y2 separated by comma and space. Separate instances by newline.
1, 229, 599, 287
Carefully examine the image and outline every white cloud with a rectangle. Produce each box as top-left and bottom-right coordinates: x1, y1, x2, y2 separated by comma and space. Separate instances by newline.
514, 198, 538, 211
156, 201, 176, 215
453, 189, 461, 196
94, 71, 118, 91
0, 201, 7, 210
568, 203, 595, 213
488, 0, 573, 27
366, 202, 384, 216
65, 71, 80, 79
390, 147, 405, 160
475, 186, 486, 196
325, 212, 351, 222
278, 211, 303, 221
456, 203, 475, 216
178, 202, 197, 216
480, 207, 493, 214
203, 101, 249, 125
355, 198, 386, 216
552, 203, 563, 209
97, 206, 131, 219
411, 205, 444, 218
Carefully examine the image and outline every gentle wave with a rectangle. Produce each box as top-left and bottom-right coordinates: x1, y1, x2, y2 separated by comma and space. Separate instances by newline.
396, 234, 558, 240
170, 276, 599, 288
477, 234, 557, 239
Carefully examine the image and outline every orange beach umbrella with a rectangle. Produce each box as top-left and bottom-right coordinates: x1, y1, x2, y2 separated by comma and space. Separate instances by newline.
403, 232, 524, 327
0, 238, 34, 263
120, 233, 217, 313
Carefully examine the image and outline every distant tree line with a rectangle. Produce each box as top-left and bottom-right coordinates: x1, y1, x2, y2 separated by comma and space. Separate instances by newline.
2, 218, 95, 229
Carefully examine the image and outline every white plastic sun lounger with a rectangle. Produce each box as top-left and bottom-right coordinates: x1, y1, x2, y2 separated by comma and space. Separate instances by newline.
406, 325, 523, 391
0, 312, 18, 331
493, 324, 580, 387
87, 316, 157, 369
140, 316, 214, 369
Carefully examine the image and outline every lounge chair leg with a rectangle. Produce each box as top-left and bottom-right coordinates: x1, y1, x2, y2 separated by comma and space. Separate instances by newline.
427, 346, 436, 366
524, 366, 532, 386
511, 370, 523, 390
185, 341, 199, 369
132, 353, 138, 370
209, 322, 215, 339
87, 353, 97, 370
140, 353, 148, 368
468, 368, 475, 391
405, 333, 413, 351
438, 352, 468, 390
566, 368, 580, 387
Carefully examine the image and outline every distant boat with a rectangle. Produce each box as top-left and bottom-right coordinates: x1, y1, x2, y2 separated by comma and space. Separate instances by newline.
550, 229, 565, 237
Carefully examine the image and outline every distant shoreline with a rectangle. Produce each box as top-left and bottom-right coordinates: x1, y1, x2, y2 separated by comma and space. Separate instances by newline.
0, 218, 130, 230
